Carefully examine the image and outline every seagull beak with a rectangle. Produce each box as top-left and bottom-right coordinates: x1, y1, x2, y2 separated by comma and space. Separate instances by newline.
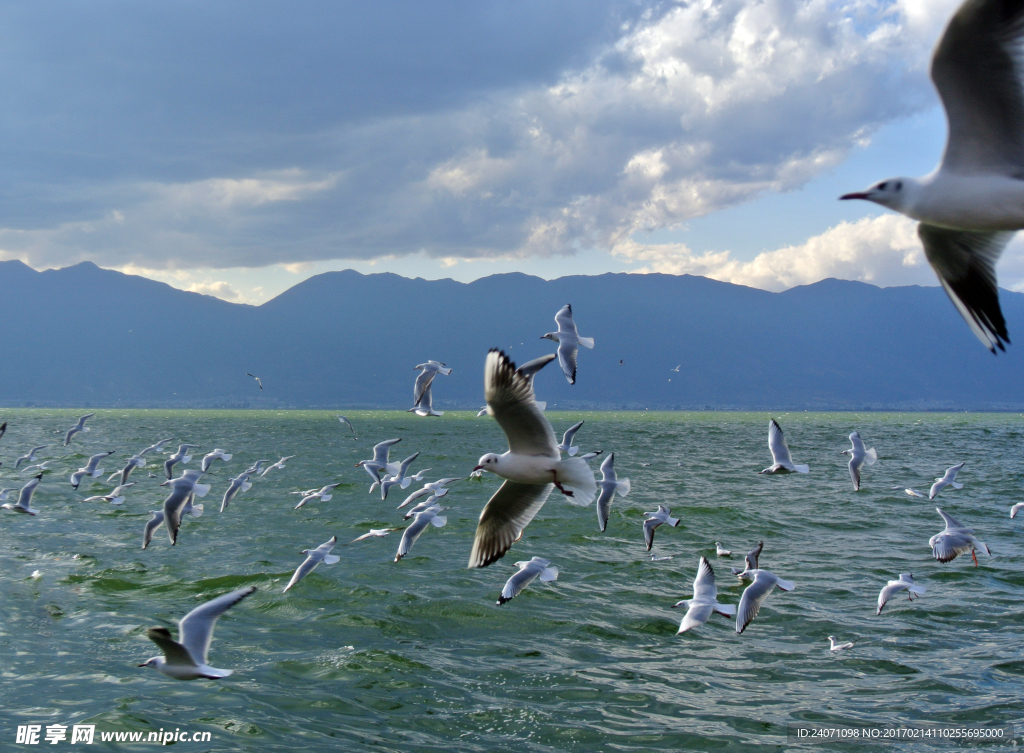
472, 465, 483, 471
839, 192, 869, 200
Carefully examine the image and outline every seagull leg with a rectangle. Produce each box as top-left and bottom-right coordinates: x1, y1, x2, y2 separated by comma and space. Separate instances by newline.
972, 549, 978, 567
551, 470, 574, 498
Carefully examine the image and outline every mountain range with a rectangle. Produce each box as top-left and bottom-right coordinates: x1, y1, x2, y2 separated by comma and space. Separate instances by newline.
2, 259, 1023, 410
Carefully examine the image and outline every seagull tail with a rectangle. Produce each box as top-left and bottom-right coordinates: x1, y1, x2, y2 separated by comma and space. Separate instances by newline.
556, 457, 597, 507
951, 481, 963, 489
713, 603, 736, 617
793, 464, 810, 473
865, 448, 877, 464
578, 336, 595, 349
775, 578, 796, 592
616, 478, 631, 497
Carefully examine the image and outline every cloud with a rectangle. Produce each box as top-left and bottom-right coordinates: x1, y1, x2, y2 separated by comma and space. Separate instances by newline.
0, 1, 953, 271
183, 280, 247, 303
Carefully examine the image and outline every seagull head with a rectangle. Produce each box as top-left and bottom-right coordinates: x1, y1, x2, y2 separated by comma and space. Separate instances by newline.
474, 453, 500, 472
540, 332, 559, 342
138, 656, 162, 669
840, 178, 913, 211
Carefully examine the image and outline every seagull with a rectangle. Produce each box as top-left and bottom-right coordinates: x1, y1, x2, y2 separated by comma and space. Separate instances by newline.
497, 557, 559, 605
70, 451, 115, 489
396, 478, 459, 510
159, 470, 210, 545
716, 543, 732, 557
84, 482, 135, 505
244, 459, 272, 475
139, 438, 174, 457
643, 505, 680, 551
413, 360, 452, 405
595, 453, 630, 532
139, 586, 256, 680
246, 372, 263, 390
220, 472, 253, 513
142, 511, 165, 550
3, 473, 43, 515
540, 304, 594, 385
294, 483, 341, 510
735, 569, 795, 634
347, 528, 398, 544
905, 488, 926, 498
336, 415, 355, 433
671, 365, 681, 372
930, 462, 965, 499
828, 636, 855, 652
672, 557, 736, 633
408, 382, 444, 417
468, 350, 597, 568
731, 541, 764, 576
403, 494, 447, 519
395, 504, 447, 561
261, 455, 296, 477
930, 507, 990, 565
557, 421, 584, 456
842, 431, 877, 491
877, 572, 926, 614
0, 488, 16, 502
838, 0, 1024, 351
1011, 502, 1024, 518
201, 449, 233, 473
759, 420, 809, 474
380, 452, 420, 500
182, 492, 203, 518
164, 444, 198, 480
14, 446, 47, 469
408, 468, 432, 482
578, 450, 603, 461
283, 536, 340, 592
355, 439, 402, 486
63, 413, 95, 446
109, 455, 147, 485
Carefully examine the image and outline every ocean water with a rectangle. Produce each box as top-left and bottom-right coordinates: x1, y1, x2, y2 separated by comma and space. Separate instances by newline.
2, 409, 1023, 751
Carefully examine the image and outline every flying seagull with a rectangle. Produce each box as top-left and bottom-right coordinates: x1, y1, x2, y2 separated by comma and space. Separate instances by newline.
70, 451, 115, 490
63, 413, 95, 446
201, 449, 233, 473
413, 360, 452, 405
408, 382, 444, 417
246, 373, 263, 390
159, 470, 210, 545
759, 420, 809, 474
15, 446, 47, 470
468, 350, 596, 568
595, 452, 630, 532
735, 569, 795, 634
347, 528, 398, 544
3, 473, 43, 515
839, 0, 1024, 352
355, 438, 402, 486
643, 505, 680, 551
842, 431, 877, 491
380, 452, 421, 500
672, 557, 735, 633
139, 586, 256, 680
139, 438, 174, 457
395, 504, 447, 561
540, 304, 594, 385
930, 507, 990, 565
261, 455, 296, 477
497, 556, 559, 605
930, 462, 965, 499
164, 444, 198, 480
877, 572, 926, 614
336, 415, 355, 433
220, 472, 253, 513
294, 483, 341, 510
283, 536, 340, 593
557, 421, 584, 456
731, 540, 764, 576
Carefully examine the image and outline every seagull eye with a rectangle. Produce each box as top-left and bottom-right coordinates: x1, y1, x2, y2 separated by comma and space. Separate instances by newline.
877, 181, 888, 190
894, 181, 902, 191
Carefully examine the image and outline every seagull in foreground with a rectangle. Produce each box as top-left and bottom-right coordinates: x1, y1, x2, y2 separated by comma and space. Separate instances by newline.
643, 505, 680, 551
84, 482, 135, 505
159, 470, 210, 545
15, 446, 47, 469
261, 455, 296, 477
877, 572, 926, 614
220, 472, 253, 513
63, 413, 95, 446
347, 528, 398, 544
760, 420, 809, 474
295, 483, 341, 510
557, 421, 584, 456
409, 382, 444, 417
828, 636, 854, 652
283, 536, 340, 592
413, 360, 452, 405
142, 511, 165, 550
139, 586, 256, 680
541, 304, 594, 385
355, 439, 402, 485
1010, 502, 1024, 518
336, 415, 355, 433
842, 431, 877, 491
930, 507, 990, 565
929, 462, 965, 499
731, 541, 764, 576
716, 543, 732, 557
395, 504, 447, 561
201, 449, 233, 473
735, 569, 795, 634
672, 557, 735, 633
70, 451, 115, 489
595, 452, 630, 532
839, 0, 1024, 352
497, 557, 559, 605
468, 350, 597, 568
245, 372, 263, 390
381, 452, 420, 501
164, 444, 198, 480
139, 438, 174, 456
3, 473, 43, 515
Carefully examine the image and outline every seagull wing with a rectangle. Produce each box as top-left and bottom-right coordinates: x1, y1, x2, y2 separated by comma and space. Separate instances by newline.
937, 506, 968, 531
485, 350, 558, 457
849, 432, 865, 453
692, 557, 717, 601
178, 586, 256, 666
933, 0, 1024, 177
371, 438, 401, 465
736, 571, 778, 634
560, 420, 584, 450
599, 452, 617, 482
877, 581, 906, 614
283, 555, 320, 592
849, 456, 861, 491
767, 420, 793, 465
498, 563, 541, 604
918, 224, 1012, 352
413, 368, 437, 404
932, 532, 974, 562
679, 602, 714, 633
554, 304, 577, 335
556, 339, 579, 385
396, 511, 434, 560
469, 480, 553, 568
595, 484, 614, 532
146, 627, 198, 667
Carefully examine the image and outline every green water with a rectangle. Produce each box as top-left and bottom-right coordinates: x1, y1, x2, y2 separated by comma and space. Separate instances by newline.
2, 410, 1023, 751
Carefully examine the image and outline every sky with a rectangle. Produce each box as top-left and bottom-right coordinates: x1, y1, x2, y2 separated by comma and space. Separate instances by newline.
5, 0, 1024, 304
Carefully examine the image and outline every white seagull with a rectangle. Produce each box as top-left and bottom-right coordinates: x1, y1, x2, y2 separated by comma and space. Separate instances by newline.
403, 495, 447, 520
842, 431, 877, 491
735, 569, 795, 634
139, 438, 174, 457
84, 482, 135, 505
839, 0, 1024, 351
261, 455, 296, 477
246, 372, 263, 390
412, 360, 452, 405
380, 452, 421, 500
395, 504, 447, 561
497, 556, 559, 605
63, 413, 95, 446
929, 462, 965, 499
142, 511, 165, 550
159, 470, 210, 545
347, 528, 398, 544
3, 473, 43, 515
14, 445, 47, 470
468, 350, 597, 568
828, 636, 855, 652
716, 543, 732, 557
877, 573, 926, 614
295, 483, 341, 510
139, 586, 256, 680
336, 415, 355, 433
541, 304, 594, 385
408, 382, 444, 417
220, 472, 253, 513
164, 444, 198, 480
109, 454, 147, 485
355, 439, 402, 485
396, 477, 459, 510
760, 420, 809, 474
643, 505, 680, 551
283, 536, 340, 593
930, 507, 990, 565
1010, 502, 1024, 518
731, 541, 764, 576
557, 421, 584, 456
201, 449, 233, 473
595, 452, 630, 532
672, 557, 736, 633
70, 451, 115, 489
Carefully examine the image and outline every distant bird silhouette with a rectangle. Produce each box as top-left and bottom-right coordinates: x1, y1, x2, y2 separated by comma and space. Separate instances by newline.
246, 373, 263, 390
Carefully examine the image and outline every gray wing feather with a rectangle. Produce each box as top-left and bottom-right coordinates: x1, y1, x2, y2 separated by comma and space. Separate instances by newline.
485, 350, 558, 456
469, 480, 553, 568
178, 586, 256, 665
